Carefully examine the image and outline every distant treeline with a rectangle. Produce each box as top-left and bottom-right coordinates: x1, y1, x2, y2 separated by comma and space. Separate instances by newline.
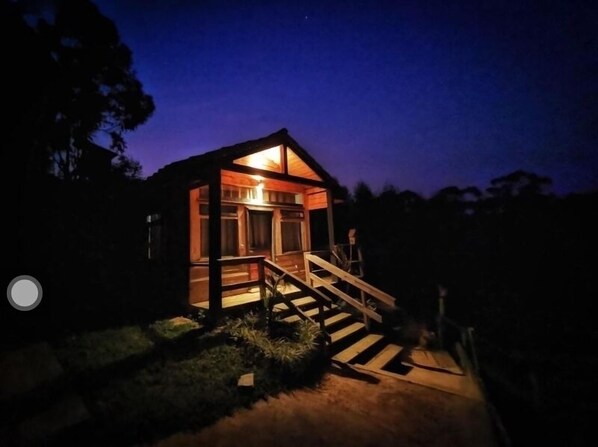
332, 170, 597, 352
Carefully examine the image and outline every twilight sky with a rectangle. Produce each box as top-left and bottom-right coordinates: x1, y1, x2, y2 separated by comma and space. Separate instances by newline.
95, 0, 597, 196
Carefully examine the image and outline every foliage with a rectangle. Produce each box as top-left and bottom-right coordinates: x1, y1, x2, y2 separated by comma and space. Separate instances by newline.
7, 0, 154, 180
111, 154, 143, 180
223, 312, 321, 371
54, 326, 153, 372
4, 1, 155, 341
263, 272, 286, 328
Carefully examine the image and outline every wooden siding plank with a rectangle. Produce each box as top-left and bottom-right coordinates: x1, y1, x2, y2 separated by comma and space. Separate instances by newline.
286, 147, 323, 181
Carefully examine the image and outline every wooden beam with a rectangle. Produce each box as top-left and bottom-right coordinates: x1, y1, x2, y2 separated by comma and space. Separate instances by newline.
305, 254, 396, 308
221, 279, 261, 293
263, 259, 333, 307
326, 189, 335, 253
208, 170, 222, 316
189, 187, 201, 262
310, 274, 383, 323
218, 255, 265, 266
224, 163, 329, 188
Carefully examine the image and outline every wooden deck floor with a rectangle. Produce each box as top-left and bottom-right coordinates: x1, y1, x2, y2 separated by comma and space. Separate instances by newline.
191, 290, 261, 310
191, 276, 337, 310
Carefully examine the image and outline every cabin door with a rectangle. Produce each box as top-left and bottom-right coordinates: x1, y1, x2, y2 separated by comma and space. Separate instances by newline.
247, 210, 273, 258
247, 209, 273, 281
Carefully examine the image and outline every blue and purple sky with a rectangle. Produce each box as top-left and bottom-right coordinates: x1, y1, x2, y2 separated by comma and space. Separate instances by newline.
96, 0, 597, 196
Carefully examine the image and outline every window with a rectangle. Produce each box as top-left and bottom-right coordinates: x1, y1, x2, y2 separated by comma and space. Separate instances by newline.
199, 184, 301, 205
281, 210, 304, 253
248, 210, 272, 251
281, 222, 302, 252
146, 213, 162, 259
199, 205, 239, 258
263, 190, 303, 205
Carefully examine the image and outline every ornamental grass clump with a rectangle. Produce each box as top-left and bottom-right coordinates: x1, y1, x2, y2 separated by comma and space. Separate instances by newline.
223, 312, 323, 379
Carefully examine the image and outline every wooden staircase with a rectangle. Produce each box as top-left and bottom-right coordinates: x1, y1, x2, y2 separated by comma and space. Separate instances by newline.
196, 253, 482, 400
274, 295, 406, 376
273, 292, 483, 401
210, 254, 477, 398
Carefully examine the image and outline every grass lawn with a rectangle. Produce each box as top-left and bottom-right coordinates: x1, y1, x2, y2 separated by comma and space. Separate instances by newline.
50, 313, 325, 445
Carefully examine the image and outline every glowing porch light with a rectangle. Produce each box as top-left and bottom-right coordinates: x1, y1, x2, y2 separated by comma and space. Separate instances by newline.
251, 176, 264, 204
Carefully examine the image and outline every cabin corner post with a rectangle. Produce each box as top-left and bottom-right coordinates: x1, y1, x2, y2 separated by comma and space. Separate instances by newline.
208, 169, 222, 317
326, 188, 335, 253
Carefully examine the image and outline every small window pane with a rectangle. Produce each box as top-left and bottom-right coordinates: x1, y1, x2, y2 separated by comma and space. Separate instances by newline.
282, 221, 302, 252
200, 219, 239, 257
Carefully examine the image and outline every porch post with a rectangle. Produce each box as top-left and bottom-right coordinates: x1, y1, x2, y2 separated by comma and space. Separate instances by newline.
326, 188, 335, 253
208, 169, 222, 317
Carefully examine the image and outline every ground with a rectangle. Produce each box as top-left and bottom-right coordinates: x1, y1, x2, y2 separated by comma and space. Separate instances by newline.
0, 319, 501, 447
157, 366, 500, 447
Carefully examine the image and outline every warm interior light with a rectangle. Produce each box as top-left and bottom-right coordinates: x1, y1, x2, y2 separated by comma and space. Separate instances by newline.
235, 146, 282, 172
252, 177, 264, 204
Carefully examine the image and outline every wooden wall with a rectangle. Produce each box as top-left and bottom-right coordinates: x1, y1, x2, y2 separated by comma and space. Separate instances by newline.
305, 187, 328, 210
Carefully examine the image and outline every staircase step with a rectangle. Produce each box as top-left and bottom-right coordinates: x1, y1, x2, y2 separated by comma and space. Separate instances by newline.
273, 296, 316, 312
282, 307, 320, 323
330, 322, 365, 345
324, 312, 352, 328
362, 344, 404, 370
333, 334, 385, 363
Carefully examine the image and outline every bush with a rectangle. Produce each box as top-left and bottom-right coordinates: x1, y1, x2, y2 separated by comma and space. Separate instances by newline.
222, 312, 323, 379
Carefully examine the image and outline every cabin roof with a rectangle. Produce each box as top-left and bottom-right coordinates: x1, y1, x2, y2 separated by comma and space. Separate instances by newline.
149, 128, 339, 189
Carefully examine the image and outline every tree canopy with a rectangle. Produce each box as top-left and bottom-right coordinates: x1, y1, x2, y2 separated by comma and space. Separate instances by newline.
7, 0, 155, 180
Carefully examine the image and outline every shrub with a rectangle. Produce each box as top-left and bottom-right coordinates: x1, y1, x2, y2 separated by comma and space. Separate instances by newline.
222, 312, 322, 378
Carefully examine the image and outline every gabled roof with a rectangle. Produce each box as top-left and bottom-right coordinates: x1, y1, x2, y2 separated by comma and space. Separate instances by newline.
149, 128, 338, 189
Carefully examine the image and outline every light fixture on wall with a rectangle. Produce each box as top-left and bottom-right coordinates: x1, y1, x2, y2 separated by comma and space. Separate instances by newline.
255, 178, 264, 204
250, 175, 264, 204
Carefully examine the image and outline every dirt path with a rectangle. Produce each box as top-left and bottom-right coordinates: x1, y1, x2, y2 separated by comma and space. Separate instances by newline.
156, 368, 499, 447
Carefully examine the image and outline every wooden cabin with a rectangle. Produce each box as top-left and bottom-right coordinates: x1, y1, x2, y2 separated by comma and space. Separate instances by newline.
145, 133, 479, 397
146, 129, 342, 314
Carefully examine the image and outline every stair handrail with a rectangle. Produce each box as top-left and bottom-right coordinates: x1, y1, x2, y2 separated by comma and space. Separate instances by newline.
263, 259, 333, 344
304, 253, 398, 326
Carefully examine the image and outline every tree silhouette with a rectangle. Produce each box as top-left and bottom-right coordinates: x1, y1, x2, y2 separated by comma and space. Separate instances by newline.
9, 0, 155, 181
487, 170, 552, 199
353, 181, 374, 205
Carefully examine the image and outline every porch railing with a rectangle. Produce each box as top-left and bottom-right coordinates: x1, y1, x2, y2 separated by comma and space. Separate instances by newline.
201, 256, 333, 344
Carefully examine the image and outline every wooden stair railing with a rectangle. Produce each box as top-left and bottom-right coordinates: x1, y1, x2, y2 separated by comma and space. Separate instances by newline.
304, 252, 398, 328
263, 259, 333, 344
